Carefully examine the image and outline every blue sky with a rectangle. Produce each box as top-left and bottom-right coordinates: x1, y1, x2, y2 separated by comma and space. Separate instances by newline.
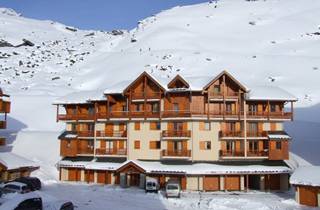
0, 0, 208, 30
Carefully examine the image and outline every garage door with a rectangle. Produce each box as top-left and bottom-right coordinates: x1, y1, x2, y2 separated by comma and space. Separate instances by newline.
86, 170, 95, 183
299, 186, 318, 207
225, 176, 240, 191
265, 174, 280, 190
68, 168, 80, 181
97, 171, 106, 184
203, 176, 220, 191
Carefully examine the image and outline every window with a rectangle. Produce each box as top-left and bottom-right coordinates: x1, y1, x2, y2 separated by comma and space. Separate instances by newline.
87, 141, 94, 148
226, 141, 234, 152
213, 85, 221, 94
173, 122, 183, 131
88, 107, 95, 115
276, 141, 282, 150
152, 103, 159, 113
249, 104, 257, 112
134, 140, 140, 149
67, 140, 71, 148
173, 103, 179, 112
149, 141, 161, 149
71, 108, 77, 115
226, 103, 232, 113
200, 122, 210, 131
226, 122, 236, 132
200, 141, 211, 150
136, 104, 141, 112
270, 104, 276, 112
150, 122, 161, 130
249, 141, 258, 151
134, 122, 140, 130
71, 123, 77, 131
122, 105, 127, 112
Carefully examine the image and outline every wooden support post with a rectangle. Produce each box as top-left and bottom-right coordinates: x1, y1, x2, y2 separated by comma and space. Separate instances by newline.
223, 75, 226, 120
129, 90, 132, 120
246, 175, 249, 192
291, 101, 294, 121
56, 105, 59, 122
267, 100, 270, 120
144, 76, 147, 119
207, 92, 210, 119
107, 97, 110, 120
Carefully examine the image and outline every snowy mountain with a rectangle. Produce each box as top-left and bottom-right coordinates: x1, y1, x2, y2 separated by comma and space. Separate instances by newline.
0, 0, 319, 181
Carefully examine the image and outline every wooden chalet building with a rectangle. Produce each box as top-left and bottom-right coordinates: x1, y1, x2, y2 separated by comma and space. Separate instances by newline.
54, 70, 297, 192
0, 88, 10, 146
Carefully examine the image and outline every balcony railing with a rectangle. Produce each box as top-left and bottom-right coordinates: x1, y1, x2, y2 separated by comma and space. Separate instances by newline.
246, 111, 292, 119
161, 110, 191, 118
219, 150, 245, 157
0, 137, 6, 146
208, 92, 238, 98
58, 113, 95, 121
77, 147, 94, 155
96, 130, 127, 138
219, 130, 267, 138
131, 92, 161, 100
161, 149, 191, 157
162, 130, 191, 138
0, 101, 10, 113
0, 121, 6, 129
77, 130, 94, 137
95, 148, 127, 156
247, 150, 269, 157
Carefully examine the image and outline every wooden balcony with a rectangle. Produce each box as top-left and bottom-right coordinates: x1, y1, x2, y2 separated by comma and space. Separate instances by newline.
96, 130, 127, 138
0, 121, 6, 129
162, 130, 191, 138
161, 110, 191, 118
246, 111, 292, 120
0, 101, 10, 113
161, 149, 191, 158
219, 131, 267, 138
219, 150, 244, 158
95, 148, 127, 156
77, 147, 94, 155
77, 130, 94, 138
131, 92, 161, 100
208, 92, 238, 99
247, 150, 269, 157
0, 137, 6, 146
131, 111, 160, 118
57, 113, 95, 121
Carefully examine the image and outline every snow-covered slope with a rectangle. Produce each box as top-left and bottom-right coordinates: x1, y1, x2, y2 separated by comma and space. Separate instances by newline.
0, 0, 319, 180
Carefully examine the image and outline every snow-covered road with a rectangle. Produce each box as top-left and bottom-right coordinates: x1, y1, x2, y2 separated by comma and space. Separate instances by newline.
40, 182, 315, 210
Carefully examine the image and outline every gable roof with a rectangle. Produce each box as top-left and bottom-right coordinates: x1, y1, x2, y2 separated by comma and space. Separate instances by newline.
167, 74, 190, 89
122, 71, 166, 94
203, 70, 248, 91
246, 86, 298, 101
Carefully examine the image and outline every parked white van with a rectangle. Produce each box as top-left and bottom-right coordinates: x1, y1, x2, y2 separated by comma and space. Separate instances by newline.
145, 177, 159, 193
165, 180, 181, 198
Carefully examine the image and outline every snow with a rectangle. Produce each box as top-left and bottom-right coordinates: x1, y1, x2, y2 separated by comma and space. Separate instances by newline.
247, 86, 298, 101
58, 159, 291, 175
290, 166, 320, 187
267, 134, 291, 140
53, 89, 106, 105
0, 152, 38, 170
35, 183, 315, 210
0, 192, 40, 210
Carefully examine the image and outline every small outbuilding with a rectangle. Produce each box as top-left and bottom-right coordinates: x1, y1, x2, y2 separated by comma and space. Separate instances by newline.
290, 166, 320, 207
0, 152, 39, 182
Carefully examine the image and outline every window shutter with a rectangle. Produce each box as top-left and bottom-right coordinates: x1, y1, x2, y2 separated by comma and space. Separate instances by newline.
134, 122, 140, 130
200, 141, 205, 150
134, 140, 140, 149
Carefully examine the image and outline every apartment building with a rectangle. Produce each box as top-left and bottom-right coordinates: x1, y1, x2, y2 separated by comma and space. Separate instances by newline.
55, 70, 296, 191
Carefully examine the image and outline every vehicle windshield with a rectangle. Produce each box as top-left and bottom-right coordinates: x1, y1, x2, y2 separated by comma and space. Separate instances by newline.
167, 185, 179, 190
147, 182, 155, 187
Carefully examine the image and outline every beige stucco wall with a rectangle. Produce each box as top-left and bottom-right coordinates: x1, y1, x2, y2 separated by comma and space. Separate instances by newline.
60, 168, 68, 181
191, 121, 220, 161
128, 121, 162, 160
220, 176, 225, 190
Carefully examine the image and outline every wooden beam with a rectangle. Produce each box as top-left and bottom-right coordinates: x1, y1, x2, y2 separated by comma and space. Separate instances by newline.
144, 76, 147, 119
223, 75, 226, 120
291, 101, 294, 121
267, 100, 270, 120
246, 174, 249, 192
56, 105, 59, 122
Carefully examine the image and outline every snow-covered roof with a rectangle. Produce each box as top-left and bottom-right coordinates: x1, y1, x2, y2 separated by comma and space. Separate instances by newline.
53, 89, 106, 105
268, 134, 291, 140
290, 166, 320, 187
58, 159, 291, 175
0, 152, 39, 170
247, 86, 297, 101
